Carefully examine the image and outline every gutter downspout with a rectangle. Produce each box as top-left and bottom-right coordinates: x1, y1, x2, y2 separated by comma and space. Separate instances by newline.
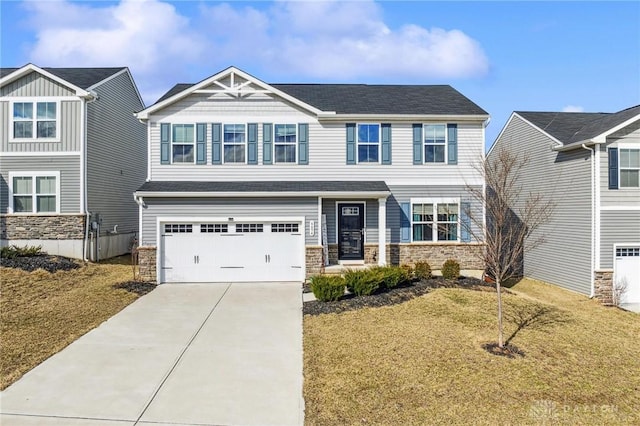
582, 144, 596, 297
82, 93, 98, 262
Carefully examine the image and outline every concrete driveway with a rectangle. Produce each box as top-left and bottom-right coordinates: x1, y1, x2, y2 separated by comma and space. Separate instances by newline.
0, 282, 304, 426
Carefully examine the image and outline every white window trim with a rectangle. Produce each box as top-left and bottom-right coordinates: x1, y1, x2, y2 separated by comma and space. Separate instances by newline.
423, 123, 448, 165
222, 123, 248, 165
356, 123, 381, 164
616, 143, 640, 189
410, 197, 460, 242
273, 123, 298, 164
171, 123, 196, 165
9, 99, 60, 143
8, 171, 61, 214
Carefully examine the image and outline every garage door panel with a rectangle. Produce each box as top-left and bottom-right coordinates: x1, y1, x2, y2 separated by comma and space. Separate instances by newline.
615, 246, 640, 304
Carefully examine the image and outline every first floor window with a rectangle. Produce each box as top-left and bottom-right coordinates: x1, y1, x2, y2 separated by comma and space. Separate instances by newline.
274, 124, 297, 163
358, 123, 379, 163
172, 124, 194, 163
620, 148, 640, 188
412, 200, 458, 242
223, 124, 246, 163
12, 101, 57, 140
11, 173, 58, 213
424, 124, 446, 163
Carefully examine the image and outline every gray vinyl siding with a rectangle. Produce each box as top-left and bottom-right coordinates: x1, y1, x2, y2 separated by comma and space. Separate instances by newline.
1, 100, 82, 152
600, 210, 640, 269
86, 70, 146, 236
0, 155, 81, 213
140, 197, 318, 246
600, 124, 640, 207
0, 71, 74, 97
490, 114, 593, 295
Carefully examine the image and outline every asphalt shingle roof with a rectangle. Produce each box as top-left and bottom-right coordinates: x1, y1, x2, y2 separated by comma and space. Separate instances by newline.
154, 82, 488, 116
517, 105, 640, 144
1, 67, 125, 90
136, 180, 390, 194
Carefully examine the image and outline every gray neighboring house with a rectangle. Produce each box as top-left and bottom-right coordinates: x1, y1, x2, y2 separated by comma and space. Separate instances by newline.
489, 106, 640, 307
133, 66, 489, 284
1, 63, 146, 260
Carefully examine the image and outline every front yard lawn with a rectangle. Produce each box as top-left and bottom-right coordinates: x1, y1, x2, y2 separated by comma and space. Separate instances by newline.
1, 256, 154, 390
304, 278, 640, 425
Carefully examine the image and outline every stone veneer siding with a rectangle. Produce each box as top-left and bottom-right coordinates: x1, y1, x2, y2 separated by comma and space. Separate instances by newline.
594, 269, 614, 306
1, 214, 85, 240
305, 246, 324, 277
137, 246, 157, 283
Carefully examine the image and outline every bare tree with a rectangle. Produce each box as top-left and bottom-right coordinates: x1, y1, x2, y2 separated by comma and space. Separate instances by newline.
465, 147, 554, 348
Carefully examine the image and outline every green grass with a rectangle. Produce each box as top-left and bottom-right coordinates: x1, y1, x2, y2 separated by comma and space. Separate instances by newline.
304, 278, 640, 425
1, 256, 148, 390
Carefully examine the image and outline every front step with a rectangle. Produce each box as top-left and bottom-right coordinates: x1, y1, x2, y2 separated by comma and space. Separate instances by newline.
322, 263, 373, 275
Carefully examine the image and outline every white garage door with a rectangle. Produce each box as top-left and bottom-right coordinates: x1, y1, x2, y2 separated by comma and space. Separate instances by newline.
160, 220, 305, 283
615, 246, 640, 304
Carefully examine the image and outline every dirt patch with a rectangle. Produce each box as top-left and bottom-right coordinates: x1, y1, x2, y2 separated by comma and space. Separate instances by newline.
481, 342, 525, 358
113, 281, 156, 296
0, 255, 81, 273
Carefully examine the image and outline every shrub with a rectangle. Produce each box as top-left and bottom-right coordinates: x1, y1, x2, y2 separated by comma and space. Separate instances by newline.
1, 245, 43, 259
400, 264, 414, 279
310, 275, 346, 302
374, 266, 411, 289
441, 259, 461, 280
414, 261, 432, 280
344, 268, 381, 296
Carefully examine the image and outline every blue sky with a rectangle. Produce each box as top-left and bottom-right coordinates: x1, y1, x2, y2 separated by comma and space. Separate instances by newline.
1, 0, 639, 148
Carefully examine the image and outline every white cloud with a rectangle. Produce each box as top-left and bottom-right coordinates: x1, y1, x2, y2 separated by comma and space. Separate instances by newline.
562, 105, 585, 112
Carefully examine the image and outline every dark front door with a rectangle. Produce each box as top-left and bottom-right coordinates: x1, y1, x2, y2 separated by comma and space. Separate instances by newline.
338, 203, 364, 261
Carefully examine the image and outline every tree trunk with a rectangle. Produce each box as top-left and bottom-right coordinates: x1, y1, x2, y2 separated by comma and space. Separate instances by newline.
496, 278, 504, 348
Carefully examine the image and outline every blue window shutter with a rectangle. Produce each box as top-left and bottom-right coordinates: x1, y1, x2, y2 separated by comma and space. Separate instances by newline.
263, 123, 272, 165
609, 148, 618, 189
381, 123, 392, 165
247, 123, 258, 164
460, 202, 471, 242
412, 124, 423, 164
400, 202, 411, 243
196, 123, 206, 164
160, 123, 170, 164
298, 123, 309, 165
211, 123, 222, 165
346, 123, 356, 164
447, 123, 458, 165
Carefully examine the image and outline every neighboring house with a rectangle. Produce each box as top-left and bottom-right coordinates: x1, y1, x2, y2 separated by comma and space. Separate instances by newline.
133, 66, 489, 284
0, 64, 146, 260
489, 106, 640, 307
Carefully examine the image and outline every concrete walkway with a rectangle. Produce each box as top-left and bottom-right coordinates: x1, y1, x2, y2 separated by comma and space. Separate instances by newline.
0, 282, 304, 426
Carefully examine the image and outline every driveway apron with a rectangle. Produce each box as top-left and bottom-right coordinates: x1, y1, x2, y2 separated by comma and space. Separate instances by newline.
0, 282, 304, 426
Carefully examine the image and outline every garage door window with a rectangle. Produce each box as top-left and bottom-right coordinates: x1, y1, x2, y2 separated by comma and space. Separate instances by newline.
201, 224, 228, 233
236, 223, 263, 233
164, 224, 193, 233
616, 247, 640, 257
272, 223, 299, 233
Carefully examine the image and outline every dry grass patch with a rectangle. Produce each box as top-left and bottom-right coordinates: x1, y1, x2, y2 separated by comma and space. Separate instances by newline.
1, 256, 152, 390
304, 278, 640, 425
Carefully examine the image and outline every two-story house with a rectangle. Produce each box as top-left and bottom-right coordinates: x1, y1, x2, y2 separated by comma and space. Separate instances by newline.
1, 64, 146, 260
133, 66, 489, 283
489, 106, 640, 308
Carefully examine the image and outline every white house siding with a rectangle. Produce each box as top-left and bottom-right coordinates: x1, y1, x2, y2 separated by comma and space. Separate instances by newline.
86, 70, 146, 236
490, 114, 593, 295
0, 100, 82, 153
0, 71, 75, 97
0, 155, 81, 213
140, 197, 318, 247
600, 210, 640, 269
600, 125, 640, 207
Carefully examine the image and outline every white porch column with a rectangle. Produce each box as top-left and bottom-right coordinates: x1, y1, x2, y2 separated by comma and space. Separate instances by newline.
378, 197, 387, 266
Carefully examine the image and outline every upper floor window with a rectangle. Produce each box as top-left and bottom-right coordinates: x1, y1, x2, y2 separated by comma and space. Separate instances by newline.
424, 124, 446, 163
274, 124, 297, 163
223, 124, 246, 163
620, 148, 639, 188
9, 172, 59, 214
358, 124, 379, 163
172, 124, 194, 163
411, 200, 459, 242
11, 101, 58, 141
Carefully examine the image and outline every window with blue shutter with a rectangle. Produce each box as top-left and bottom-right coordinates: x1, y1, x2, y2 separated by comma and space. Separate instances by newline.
609, 148, 618, 189
381, 123, 392, 165
447, 124, 458, 165
460, 201, 471, 242
211, 123, 222, 165
247, 123, 258, 164
160, 123, 170, 164
298, 123, 309, 165
263, 123, 272, 165
346, 123, 356, 165
400, 202, 411, 242
196, 123, 206, 164
412, 124, 422, 164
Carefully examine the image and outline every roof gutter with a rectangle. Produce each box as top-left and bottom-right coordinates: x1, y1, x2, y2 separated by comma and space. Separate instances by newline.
317, 113, 490, 123
553, 138, 604, 152
133, 190, 391, 199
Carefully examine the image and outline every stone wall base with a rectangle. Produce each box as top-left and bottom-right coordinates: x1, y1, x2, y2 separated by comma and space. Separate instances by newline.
137, 246, 157, 283
305, 246, 324, 278
594, 269, 614, 306
1, 214, 85, 240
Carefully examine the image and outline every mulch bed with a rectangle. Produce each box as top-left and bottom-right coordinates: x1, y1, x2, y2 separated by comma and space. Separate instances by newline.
304, 276, 496, 316
0, 255, 81, 273
113, 281, 157, 296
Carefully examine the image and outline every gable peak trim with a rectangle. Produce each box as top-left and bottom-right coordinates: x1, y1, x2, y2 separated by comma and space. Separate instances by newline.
0, 63, 91, 98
